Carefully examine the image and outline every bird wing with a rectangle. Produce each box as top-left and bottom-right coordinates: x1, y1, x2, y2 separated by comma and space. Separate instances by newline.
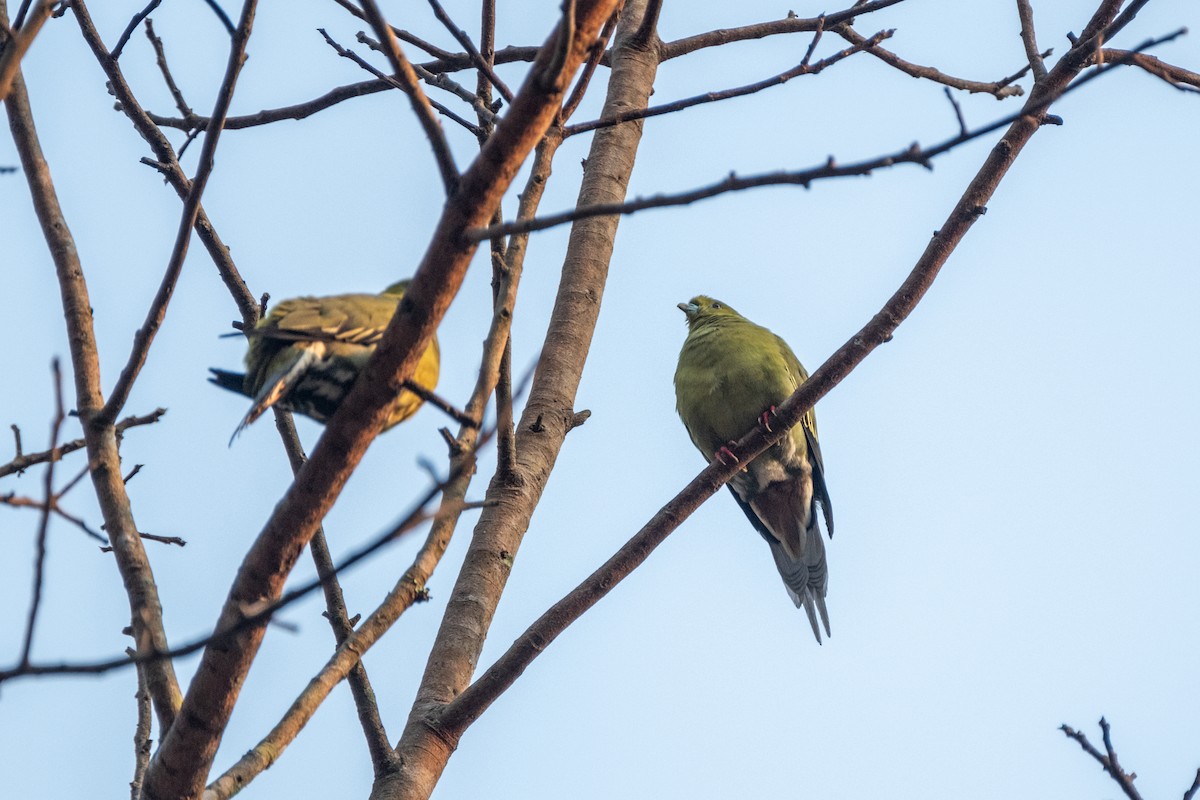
252, 293, 397, 346
803, 423, 834, 537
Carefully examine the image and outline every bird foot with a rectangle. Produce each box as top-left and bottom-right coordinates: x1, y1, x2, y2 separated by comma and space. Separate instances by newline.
759, 405, 779, 434
716, 443, 739, 465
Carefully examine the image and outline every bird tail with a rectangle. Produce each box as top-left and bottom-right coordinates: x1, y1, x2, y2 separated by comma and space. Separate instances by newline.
208, 368, 249, 396
769, 523, 830, 643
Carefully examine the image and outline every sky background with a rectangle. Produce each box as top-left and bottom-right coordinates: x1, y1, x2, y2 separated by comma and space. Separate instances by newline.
3, 1, 1199, 798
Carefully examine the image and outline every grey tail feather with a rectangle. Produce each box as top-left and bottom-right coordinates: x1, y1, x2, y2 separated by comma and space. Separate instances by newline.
769, 526, 830, 644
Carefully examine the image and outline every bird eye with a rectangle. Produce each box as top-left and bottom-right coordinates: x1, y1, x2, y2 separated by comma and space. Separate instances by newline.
712, 302, 723, 309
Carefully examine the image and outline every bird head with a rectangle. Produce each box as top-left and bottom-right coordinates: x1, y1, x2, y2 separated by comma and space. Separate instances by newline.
677, 295, 741, 327
382, 279, 412, 296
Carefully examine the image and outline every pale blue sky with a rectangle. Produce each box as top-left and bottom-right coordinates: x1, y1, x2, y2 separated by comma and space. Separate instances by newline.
3, 1, 1199, 798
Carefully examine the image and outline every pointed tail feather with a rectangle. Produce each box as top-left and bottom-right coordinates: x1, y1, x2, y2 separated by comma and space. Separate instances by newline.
769, 525, 830, 643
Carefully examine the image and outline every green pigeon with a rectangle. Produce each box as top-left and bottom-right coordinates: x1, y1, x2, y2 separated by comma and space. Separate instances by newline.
674, 296, 834, 642
210, 280, 439, 439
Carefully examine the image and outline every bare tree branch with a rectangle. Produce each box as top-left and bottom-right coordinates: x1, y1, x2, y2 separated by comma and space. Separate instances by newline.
18, 357, 64, 667
359, 0, 459, 194
111, 0, 162, 60
1061, 719, 1145, 800
141, 3, 623, 796
471, 28, 1186, 241
1097, 47, 1200, 92
374, 3, 661, 798
2, 0, 183, 731
99, 0, 260, 425
131, 657, 152, 800
273, 413, 399, 778
1016, 0, 1047, 82
0, 408, 165, 479
835, 23, 1025, 98
0, 0, 53, 102
426, 0, 513, 102
660, 0, 906, 60
565, 27, 894, 137
331, 0, 458, 60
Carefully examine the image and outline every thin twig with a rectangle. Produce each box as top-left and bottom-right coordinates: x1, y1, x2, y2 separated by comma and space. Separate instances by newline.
1060, 720, 1144, 800
944, 87, 968, 135
1016, 0, 1048, 82
801, 16, 826, 68
0, 408, 165, 479
0, 0, 54, 103
99, 0, 259, 425
1184, 768, 1200, 800
359, 0, 460, 194
19, 358, 65, 666
331, 0, 457, 60
0, 484, 483, 683
148, 1, 913, 135
111, 0, 161, 59
1097, 47, 1200, 92
402, 379, 480, 427
560, 7, 622, 124
661, 0, 906, 61
632, 0, 662, 46
426, 0, 513, 102
475, 28, 1186, 241
199, 0, 234, 35
355, 31, 499, 127
836, 23, 1026, 98
144, 18, 197, 128
70, 1, 260, 328
321, 29, 483, 136
130, 656, 152, 800
564, 28, 893, 137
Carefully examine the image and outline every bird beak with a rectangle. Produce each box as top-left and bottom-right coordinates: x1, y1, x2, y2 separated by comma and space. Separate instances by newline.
677, 301, 699, 320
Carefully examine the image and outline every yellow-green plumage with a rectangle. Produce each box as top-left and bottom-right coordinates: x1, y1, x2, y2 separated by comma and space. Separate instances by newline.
210, 280, 439, 438
674, 296, 834, 642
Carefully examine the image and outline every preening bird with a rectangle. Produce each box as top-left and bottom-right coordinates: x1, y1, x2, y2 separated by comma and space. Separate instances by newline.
210, 280, 440, 439
674, 296, 834, 642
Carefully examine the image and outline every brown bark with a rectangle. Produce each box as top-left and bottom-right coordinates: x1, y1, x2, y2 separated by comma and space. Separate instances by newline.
141, 3, 623, 798
368, 4, 664, 799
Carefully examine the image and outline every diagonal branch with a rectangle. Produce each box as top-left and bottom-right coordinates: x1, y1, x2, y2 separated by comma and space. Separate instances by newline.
359, 0, 459, 194
0, 408, 165, 479
273, 415, 398, 777
835, 23, 1026, 98
18, 357, 65, 667
2, 0, 183, 732
426, 0, 513, 102
373, 4, 663, 799
71, 1, 258, 327
99, 0, 259, 425
1061, 719, 1145, 800
470, 28, 1187, 242
565, 27, 894, 137
1016, 0, 1047, 82
0, 0, 53, 102
141, 3, 623, 798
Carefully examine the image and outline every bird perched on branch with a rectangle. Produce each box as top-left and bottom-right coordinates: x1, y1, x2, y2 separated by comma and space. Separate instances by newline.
209, 279, 440, 440
674, 296, 834, 642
